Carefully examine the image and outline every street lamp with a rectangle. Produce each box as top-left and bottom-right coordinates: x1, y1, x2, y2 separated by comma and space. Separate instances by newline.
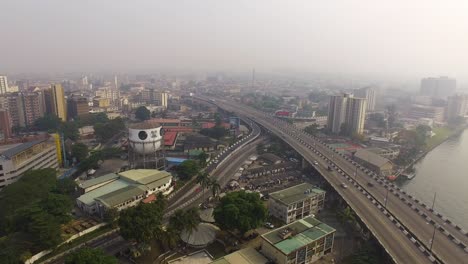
430, 223, 439, 252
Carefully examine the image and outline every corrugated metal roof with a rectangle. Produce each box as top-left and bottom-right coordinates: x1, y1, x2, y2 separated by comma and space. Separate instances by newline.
78, 173, 119, 189
95, 185, 146, 207
0, 138, 48, 159
77, 179, 130, 206
210, 247, 268, 264
119, 169, 171, 185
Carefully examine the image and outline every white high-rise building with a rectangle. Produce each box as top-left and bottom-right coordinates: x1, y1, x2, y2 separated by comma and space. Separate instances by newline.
327, 93, 367, 135
447, 94, 468, 121
0, 76, 9, 95
354, 87, 376, 111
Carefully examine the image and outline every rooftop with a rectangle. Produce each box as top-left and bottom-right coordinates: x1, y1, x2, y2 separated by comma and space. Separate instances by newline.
78, 173, 119, 190
262, 216, 336, 255
269, 183, 325, 205
354, 149, 391, 167
164, 131, 178, 146
0, 138, 49, 159
95, 185, 146, 207
130, 121, 161, 129
119, 169, 171, 185
210, 247, 268, 264
77, 179, 130, 206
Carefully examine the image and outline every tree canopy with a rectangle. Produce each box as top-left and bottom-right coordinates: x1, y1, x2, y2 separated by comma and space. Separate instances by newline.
200, 127, 227, 139
176, 160, 200, 181
93, 117, 125, 142
71, 143, 88, 162
118, 202, 165, 243
65, 248, 118, 264
213, 191, 267, 234
135, 106, 151, 121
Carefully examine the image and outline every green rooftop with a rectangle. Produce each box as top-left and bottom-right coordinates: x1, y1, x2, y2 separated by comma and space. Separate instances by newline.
78, 173, 119, 189
262, 216, 335, 255
119, 169, 171, 185
269, 183, 325, 205
77, 179, 130, 206
95, 185, 146, 207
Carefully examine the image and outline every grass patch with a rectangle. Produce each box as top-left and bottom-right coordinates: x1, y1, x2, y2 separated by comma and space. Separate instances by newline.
426, 127, 452, 150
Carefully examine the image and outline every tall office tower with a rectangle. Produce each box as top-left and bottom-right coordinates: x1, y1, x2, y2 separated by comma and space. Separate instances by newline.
345, 97, 367, 135
157, 91, 168, 108
354, 87, 376, 111
51, 84, 67, 121
0, 109, 12, 140
67, 96, 89, 119
420, 76, 456, 99
327, 94, 350, 134
327, 93, 367, 135
0, 76, 8, 95
447, 94, 468, 121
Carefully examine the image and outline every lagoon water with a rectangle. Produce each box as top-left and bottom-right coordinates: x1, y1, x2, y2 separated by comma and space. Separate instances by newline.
400, 129, 468, 229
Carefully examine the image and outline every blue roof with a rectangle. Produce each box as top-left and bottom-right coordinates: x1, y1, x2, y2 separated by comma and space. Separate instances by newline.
0, 138, 49, 159
166, 157, 187, 163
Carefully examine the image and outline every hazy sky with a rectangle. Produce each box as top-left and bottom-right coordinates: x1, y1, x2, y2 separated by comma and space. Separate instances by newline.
1, 0, 468, 79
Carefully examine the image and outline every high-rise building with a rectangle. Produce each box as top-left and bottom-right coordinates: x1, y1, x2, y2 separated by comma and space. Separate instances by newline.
354, 87, 376, 111
0, 109, 12, 140
138, 89, 168, 108
3, 92, 45, 127
67, 96, 89, 119
327, 93, 367, 135
420, 76, 456, 99
0, 76, 8, 95
51, 84, 67, 121
447, 94, 468, 121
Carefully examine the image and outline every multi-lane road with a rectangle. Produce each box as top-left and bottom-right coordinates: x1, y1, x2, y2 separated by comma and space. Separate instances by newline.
204, 96, 468, 264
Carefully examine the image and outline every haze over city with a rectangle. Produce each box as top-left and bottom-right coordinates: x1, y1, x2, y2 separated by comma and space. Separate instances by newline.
2, 0, 468, 80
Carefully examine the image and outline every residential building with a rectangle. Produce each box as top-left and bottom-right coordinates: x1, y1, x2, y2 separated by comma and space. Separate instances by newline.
447, 94, 468, 121
269, 183, 325, 224
0, 76, 8, 95
138, 89, 168, 108
420, 76, 456, 99
67, 96, 89, 119
2, 92, 45, 127
354, 87, 376, 111
210, 247, 269, 264
261, 216, 336, 264
409, 105, 445, 122
0, 137, 59, 190
0, 110, 12, 140
353, 149, 393, 176
328, 93, 367, 135
76, 169, 173, 216
93, 97, 110, 108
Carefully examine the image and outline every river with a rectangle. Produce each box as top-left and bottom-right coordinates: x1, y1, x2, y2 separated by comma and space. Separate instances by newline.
398, 128, 468, 230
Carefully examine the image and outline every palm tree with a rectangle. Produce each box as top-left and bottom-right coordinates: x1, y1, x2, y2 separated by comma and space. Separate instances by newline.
169, 209, 186, 233
184, 207, 201, 235
196, 172, 210, 201
209, 178, 221, 200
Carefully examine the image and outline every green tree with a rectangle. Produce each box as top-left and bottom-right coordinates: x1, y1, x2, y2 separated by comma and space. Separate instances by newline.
34, 114, 61, 131
71, 143, 88, 162
118, 203, 164, 243
60, 122, 79, 140
304, 124, 320, 135
214, 191, 267, 234
197, 151, 209, 167
196, 172, 210, 201
135, 106, 151, 121
65, 248, 118, 264
103, 208, 119, 228
176, 160, 200, 181
200, 127, 227, 139
386, 104, 398, 128
368, 113, 386, 128
209, 178, 221, 200
41, 193, 73, 224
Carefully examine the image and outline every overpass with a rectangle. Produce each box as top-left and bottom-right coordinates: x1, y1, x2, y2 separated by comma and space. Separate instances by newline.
200, 96, 468, 264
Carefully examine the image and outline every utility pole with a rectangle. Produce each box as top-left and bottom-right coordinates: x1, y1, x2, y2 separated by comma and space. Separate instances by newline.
431, 192, 437, 210
430, 224, 439, 252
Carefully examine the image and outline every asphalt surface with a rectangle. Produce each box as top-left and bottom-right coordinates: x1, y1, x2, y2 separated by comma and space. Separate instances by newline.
204, 97, 468, 264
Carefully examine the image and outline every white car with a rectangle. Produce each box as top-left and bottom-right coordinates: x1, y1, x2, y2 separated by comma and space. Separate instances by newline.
265, 222, 275, 229
313, 161, 319, 165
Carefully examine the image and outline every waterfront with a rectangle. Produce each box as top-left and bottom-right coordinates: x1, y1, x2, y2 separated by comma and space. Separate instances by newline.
399, 128, 468, 230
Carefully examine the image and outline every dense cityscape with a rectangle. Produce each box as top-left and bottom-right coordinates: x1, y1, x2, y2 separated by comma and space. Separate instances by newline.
1, 1, 468, 264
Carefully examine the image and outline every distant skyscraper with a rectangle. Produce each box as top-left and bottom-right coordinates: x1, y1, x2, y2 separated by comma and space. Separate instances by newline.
0, 109, 12, 140
48, 84, 67, 121
420, 76, 456, 99
354, 87, 376, 111
447, 94, 468, 121
0, 76, 8, 95
327, 93, 367, 135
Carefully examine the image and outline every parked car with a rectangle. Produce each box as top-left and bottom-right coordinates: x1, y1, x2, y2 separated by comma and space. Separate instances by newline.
340, 183, 348, 189
265, 222, 275, 229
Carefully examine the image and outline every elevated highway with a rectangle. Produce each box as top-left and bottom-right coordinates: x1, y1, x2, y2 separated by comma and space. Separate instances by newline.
202, 96, 468, 264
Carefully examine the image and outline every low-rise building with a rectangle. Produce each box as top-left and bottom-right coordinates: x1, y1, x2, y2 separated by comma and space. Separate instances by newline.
261, 216, 336, 264
0, 137, 59, 190
259, 153, 283, 165
76, 169, 173, 216
210, 247, 269, 264
353, 149, 393, 176
269, 183, 325, 224
366, 147, 400, 160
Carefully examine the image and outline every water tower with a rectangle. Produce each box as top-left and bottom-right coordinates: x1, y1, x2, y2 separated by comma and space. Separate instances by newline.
128, 121, 165, 169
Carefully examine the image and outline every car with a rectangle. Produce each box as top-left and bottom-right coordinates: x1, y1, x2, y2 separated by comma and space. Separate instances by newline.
313, 161, 319, 165
367, 182, 374, 187
340, 183, 348, 188
265, 222, 275, 229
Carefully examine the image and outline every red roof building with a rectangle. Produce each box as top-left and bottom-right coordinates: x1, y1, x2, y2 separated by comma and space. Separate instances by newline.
164, 131, 178, 149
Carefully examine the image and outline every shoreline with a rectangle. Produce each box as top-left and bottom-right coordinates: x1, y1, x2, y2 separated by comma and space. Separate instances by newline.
401, 125, 467, 175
